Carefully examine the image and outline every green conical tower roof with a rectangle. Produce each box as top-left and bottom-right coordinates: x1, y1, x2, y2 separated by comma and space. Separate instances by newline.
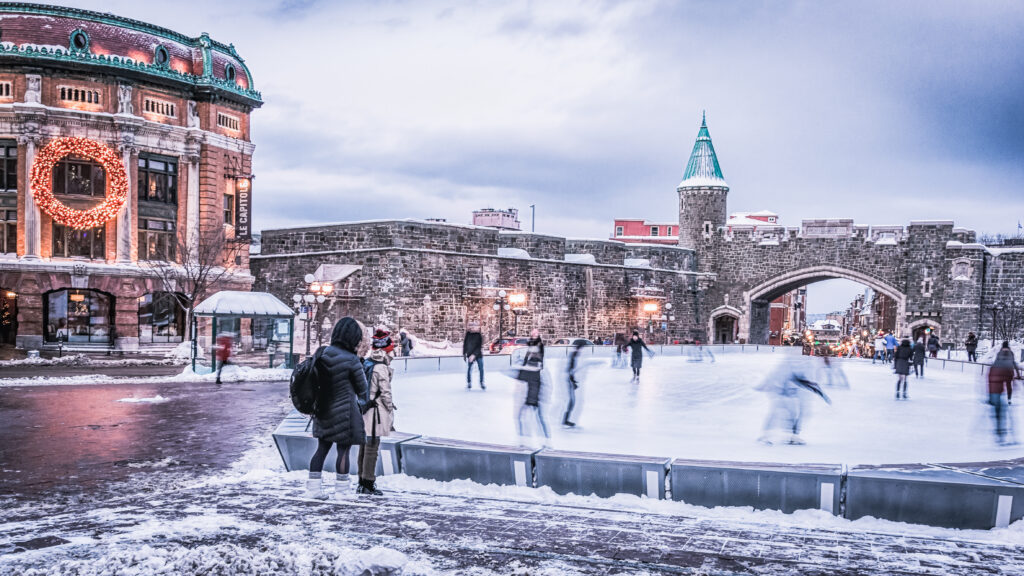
679, 112, 728, 188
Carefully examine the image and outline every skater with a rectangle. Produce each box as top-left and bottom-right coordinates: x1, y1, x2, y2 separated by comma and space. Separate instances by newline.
399, 330, 413, 357
893, 338, 913, 399
305, 317, 367, 500
357, 328, 396, 496
563, 340, 585, 427
214, 331, 233, 384
965, 332, 979, 362
872, 333, 885, 364
613, 332, 628, 368
625, 330, 653, 381
463, 321, 485, 390
927, 333, 941, 359
884, 332, 897, 364
757, 356, 831, 445
988, 342, 1021, 444
912, 337, 926, 378
516, 329, 550, 446
820, 355, 849, 388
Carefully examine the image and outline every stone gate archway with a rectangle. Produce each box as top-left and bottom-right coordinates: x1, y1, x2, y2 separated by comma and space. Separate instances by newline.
742, 265, 907, 345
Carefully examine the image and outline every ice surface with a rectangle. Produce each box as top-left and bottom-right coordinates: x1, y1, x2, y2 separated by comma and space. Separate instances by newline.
391, 353, 1022, 465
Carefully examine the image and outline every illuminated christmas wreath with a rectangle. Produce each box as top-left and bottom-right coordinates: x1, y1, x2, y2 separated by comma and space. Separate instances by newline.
30, 137, 129, 230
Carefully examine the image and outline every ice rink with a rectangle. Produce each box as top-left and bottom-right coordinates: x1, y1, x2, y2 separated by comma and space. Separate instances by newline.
391, 351, 1023, 465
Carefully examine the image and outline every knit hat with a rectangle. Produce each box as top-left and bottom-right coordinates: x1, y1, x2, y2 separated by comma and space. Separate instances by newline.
372, 328, 394, 352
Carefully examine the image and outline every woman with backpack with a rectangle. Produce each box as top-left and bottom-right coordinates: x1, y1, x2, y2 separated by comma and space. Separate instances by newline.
305, 317, 368, 500
357, 328, 397, 496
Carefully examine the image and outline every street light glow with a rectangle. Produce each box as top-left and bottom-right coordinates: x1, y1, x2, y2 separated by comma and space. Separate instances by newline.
643, 303, 659, 313
509, 293, 526, 306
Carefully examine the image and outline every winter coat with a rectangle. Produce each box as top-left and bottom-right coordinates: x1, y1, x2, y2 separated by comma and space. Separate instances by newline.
912, 341, 926, 364
312, 318, 367, 445
927, 335, 940, 352
567, 346, 583, 387
463, 331, 483, 360
400, 333, 413, 356
518, 337, 545, 405
363, 349, 395, 438
893, 342, 913, 375
965, 335, 978, 352
215, 334, 232, 362
613, 332, 628, 352
884, 334, 897, 350
988, 349, 1020, 395
625, 337, 650, 360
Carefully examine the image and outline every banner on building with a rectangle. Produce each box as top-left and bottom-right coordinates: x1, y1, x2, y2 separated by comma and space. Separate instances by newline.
235, 182, 252, 240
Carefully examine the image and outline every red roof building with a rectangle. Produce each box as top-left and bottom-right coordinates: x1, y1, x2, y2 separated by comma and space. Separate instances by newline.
611, 219, 679, 245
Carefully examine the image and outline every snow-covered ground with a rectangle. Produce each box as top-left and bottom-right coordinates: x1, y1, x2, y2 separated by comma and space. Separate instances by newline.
392, 353, 1021, 465
0, 364, 292, 387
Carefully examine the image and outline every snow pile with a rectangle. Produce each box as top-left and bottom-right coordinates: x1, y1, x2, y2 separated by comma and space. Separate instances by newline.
497, 247, 531, 259
126, 457, 179, 468
165, 340, 203, 360
117, 395, 170, 404
0, 353, 91, 367
19, 543, 409, 576
0, 365, 291, 387
564, 253, 597, 264
401, 331, 462, 357
623, 258, 650, 268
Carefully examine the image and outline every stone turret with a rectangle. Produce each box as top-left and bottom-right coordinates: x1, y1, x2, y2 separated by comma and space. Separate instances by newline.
677, 113, 729, 253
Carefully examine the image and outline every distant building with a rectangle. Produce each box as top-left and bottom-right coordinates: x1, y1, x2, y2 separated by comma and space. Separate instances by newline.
768, 288, 806, 345
726, 211, 779, 232
611, 219, 679, 245
473, 208, 520, 230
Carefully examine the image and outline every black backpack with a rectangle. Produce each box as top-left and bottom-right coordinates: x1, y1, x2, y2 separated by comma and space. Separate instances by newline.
290, 347, 325, 415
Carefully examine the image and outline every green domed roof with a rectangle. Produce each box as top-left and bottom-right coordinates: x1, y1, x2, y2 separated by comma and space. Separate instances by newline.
679, 112, 727, 188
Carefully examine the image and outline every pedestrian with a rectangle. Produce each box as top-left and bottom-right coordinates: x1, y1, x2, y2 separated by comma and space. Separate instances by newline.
884, 332, 897, 364
463, 321, 485, 390
625, 329, 654, 382
872, 333, 885, 364
912, 337, 926, 379
927, 333, 941, 359
516, 329, 550, 446
757, 356, 831, 446
399, 330, 413, 357
893, 338, 913, 399
305, 317, 367, 500
965, 332, 979, 362
358, 328, 397, 496
563, 340, 585, 427
820, 355, 849, 388
613, 332, 628, 368
214, 331, 234, 384
987, 342, 1021, 444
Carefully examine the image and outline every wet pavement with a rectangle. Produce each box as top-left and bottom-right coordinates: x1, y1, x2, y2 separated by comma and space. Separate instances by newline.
2, 379, 1024, 575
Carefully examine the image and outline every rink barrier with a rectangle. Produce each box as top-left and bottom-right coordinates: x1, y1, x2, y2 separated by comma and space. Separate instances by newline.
400, 436, 539, 487
533, 449, 671, 499
271, 412, 420, 475
669, 459, 844, 515
844, 465, 1024, 530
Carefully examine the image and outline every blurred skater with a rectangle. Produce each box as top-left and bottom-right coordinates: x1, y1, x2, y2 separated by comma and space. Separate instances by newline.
214, 331, 234, 384
927, 333, 941, 359
757, 356, 831, 445
884, 332, 897, 364
965, 332, 979, 362
516, 330, 550, 446
893, 338, 913, 399
463, 321, 485, 390
399, 330, 413, 357
613, 332, 628, 368
820, 355, 849, 388
872, 333, 885, 365
563, 340, 586, 427
912, 336, 926, 378
988, 342, 1021, 444
625, 330, 654, 382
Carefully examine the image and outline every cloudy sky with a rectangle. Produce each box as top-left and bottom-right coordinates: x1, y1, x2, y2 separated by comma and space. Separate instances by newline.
56, 0, 1024, 311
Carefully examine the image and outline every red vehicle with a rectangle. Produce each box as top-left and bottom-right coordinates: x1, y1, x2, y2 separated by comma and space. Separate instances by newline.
488, 337, 529, 354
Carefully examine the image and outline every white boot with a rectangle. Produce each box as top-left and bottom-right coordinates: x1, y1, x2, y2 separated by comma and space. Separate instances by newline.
305, 473, 328, 500
334, 473, 355, 499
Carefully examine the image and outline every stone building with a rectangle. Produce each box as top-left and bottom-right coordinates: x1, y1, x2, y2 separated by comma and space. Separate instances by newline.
0, 4, 260, 350
254, 113, 1023, 349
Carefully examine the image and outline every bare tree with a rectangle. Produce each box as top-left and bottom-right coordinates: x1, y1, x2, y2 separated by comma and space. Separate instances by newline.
994, 304, 1024, 344
144, 225, 248, 357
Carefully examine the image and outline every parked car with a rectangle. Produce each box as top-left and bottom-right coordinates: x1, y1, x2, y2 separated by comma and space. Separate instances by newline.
551, 338, 594, 346
488, 337, 529, 354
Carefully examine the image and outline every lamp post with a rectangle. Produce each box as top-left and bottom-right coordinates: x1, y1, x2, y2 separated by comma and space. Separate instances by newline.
664, 302, 673, 344
293, 273, 335, 358
493, 290, 511, 351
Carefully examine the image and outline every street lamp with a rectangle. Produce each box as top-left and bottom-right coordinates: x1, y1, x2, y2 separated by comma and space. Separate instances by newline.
643, 302, 659, 341
664, 302, 673, 344
493, 290, 512, 351
509, 293, 527, 336
294, 275, 336, 357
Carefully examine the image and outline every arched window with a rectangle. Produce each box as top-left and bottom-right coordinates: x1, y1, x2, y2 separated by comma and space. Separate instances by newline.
44, 289, 113, 344
138, 292, 185, 343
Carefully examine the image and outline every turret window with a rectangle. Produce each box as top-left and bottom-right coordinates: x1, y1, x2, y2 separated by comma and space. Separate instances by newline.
59, 86, 101, 105
217, 112, 240, 131
143, 98, 177, 118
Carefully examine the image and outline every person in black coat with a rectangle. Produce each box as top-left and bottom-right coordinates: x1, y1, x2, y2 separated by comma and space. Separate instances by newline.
399, 330, 413, 357
516, 329, 550, 445
893, 338, 913, 399
463, 322, 485, 390
912, 338, 927, 378
306, 317, 368, 499
625, 330, 653, 381
965, 332, 979, 362
563, 340, 586, 427
927, 334, 940, 358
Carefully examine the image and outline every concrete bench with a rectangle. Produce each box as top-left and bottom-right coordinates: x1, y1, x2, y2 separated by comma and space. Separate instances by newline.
670, 459, 843, 515
535, 449, 669, 499
400, 437, 537, 487
845, 465, 1024, 529
271, 409, 419, 476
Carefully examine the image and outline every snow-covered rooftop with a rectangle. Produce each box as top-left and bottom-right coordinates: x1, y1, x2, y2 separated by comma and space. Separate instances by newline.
193, 291, 293, 318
